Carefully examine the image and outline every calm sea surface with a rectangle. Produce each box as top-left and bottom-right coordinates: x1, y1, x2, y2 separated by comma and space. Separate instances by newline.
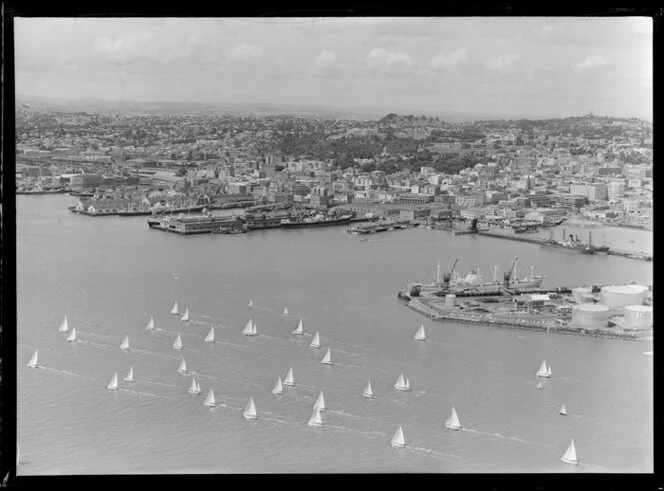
17, 195, 653, 474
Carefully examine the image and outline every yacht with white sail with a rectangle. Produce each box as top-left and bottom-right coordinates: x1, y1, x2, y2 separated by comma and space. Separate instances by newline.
292, 318, 304, 335
120, 335, 130, 351
310, 331, 321, 348
314, 391, 326, 411
242, 318, 256, 336
536, 360, 550, 378
363, 380, 374, 398
204, 326, 215, 343
445, 407, 461, 430
58, 315, 69, 333
414, 324, 426, 341
173, 334, 183, 350
560, 439, 578, 465
107, 372, 119, 391
188, 376, 201, 395
391, 426, 405, 448
272, 377, 284, 395
146, 317, 155, 331
177, 357, 187, 374
181, 308, 190, 322
66, 327, 77, 343
307, 407, 323, 427
559, 404, 567, 416
204, 389, 216, 407
243, 397, 257, 420
394, 373, 409, 391
283, 307, 289, 315
170, 302, 179, 315
283, 367, 295, 387
27, 349, 39, 368
321, 348, 332, 365
124, 365, 134, 382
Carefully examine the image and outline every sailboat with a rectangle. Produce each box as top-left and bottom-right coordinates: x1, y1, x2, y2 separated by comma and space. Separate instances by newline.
146, 317, 155, 331
204, 389, 216, 407
124, 365, 134, 382
283, 307, 288, 315
177, 357, 187, 374
248, 300, 253, 307
27, 349, 39, 368
314, 391, 326, 411
547, 364, 552, 377
242, 318, 256, 336
445, 407, 461, 430
414, 324, 426, 341
405, 377, 410, 391
394, 373, 409, 391
292, 318, 304, 335
391, 426, 406, 448
363, 380, 374, 398
66, 327, 77, 343
310, 331, 321, 348
107, 372, 119, 391
204, 326, 215, 343
243, 397, 257, 420
307, 406, 323, 427
560, 439, 578, 465
188, 376, 201, 395
173, 334, 183, 350
58, 315, 69, 333
196, 379, 201, 393
120, 335, 130, 351
560, 404, 567, 416
181, 308, 189, 322
272, 377, 284, 395
284, 367, 295, 387
536, 381, 543, 389
170, 301, 179, 315
321, 348, 332, 365
536, 360, 550, 378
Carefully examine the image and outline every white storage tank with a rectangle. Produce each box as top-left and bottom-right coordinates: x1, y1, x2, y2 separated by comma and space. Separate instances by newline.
571, 304, 610, 328
623, 305, 653, 329
445, 294, 456, 307
572, 287, 595, 304
600, 285, 648, 309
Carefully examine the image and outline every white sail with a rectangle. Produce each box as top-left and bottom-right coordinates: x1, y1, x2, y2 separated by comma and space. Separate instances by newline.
391, 426, 405, 448
58, 316, 69, 333
283, 307, 288, 315
204, 389, 216, 407
536, 360, 549, 378
248, 300, 253, 307
414, 324, 426, 341
188, 376, 200, 395
66, 327, 77, 343
394, 373, 408, 391
308, 407, 323, 427
251, 321, 258, 336
560, 404, 567, 416
107, 372, 119, 391
146, 317, 155, 331
272, 377, 284, 395
293, 318, 304, 335
181, 308, 189, 322
178, 357, 187, 374
405, 377, 410, 390
120, 335, 130, 350
196, 379, 201, 393
124, 365, 134, 382
363, 380, 374, 398
242, 318, 255, 336
170, 301, 179, 315
547, 364, 552, 377
560, 439, 578, 465
284, 367, 295, 386
536, 381, 542, 389
445, 407, 461, 430
204, 326, 215, 343
321, 348, 332, 365
314, 391, 326, 411
173, 334, 183, 350
310, 331, 321, 348
244, 397, 257, 420
27, 349, 39, 368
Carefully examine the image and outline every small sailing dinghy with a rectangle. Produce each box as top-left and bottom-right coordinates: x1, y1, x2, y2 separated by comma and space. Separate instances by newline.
284, 367, 295, 387
308, 407, 323, 427
66, 327, 77, 343
188, 376, 201, 395
242, 319, 256, 336
414, 324, 426, 341
177, 357, 187, 374
391, 426, 405, 448
310, 331, 321, 348
173, 334, 183, 350
107, 372, 119, 391
204, 326, 215, 343
124, 365, 134, 382
536, 360, 550, 378
181, 308, 190, 322
27, 349, 39, 368
170, 302, 179, 315
321, 348, 332, 365
204, 389, 216, 407
559, 404, 567, 416
244, 397, 257, 420
272, 377, 284, 395
58, 315, 69, 333
363, 380, 374, 398
314, 391, 326, 411
120, 335, 130, 351
283, 307, 288, 315
146, 317, 155, 331
394, 373, 409, 391
445, 407, 461, 430
292, 318, 304, 335
560, 439, 578, 465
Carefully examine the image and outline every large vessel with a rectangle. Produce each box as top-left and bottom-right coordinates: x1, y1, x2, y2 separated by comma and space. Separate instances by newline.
244, 212, 287, 230
540, 229, 598, 254
148, 213, 247, 234
281, 212, 353, 228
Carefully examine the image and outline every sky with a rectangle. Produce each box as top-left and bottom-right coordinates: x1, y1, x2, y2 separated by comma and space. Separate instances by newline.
14, 17, 653, 119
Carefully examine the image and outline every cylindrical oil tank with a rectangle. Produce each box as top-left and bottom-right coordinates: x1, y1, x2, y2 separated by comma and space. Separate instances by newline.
572, 287, 595, 303
445, 294, 456, 307
600, 285, 648, 309
571, 304, 609, 328
623, 305, 653, 328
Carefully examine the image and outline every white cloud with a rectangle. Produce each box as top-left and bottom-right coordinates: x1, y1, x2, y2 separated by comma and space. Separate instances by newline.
364, 48, 416, 75
227, 44, 264, 65
314, 49, 337, 68
576, 55, 610, 69
428, 48, 468, 69
486, 54, 519, 73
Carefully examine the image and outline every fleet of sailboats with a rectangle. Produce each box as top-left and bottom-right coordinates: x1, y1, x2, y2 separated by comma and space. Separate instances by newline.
173, 334, 183, 350
444, 407, 461, 431
363, 380, 374, 398
391, 426, 405, 448
58, 315, 69, 333
272, 377, 284, 395
181, 308, 190, 322
320, 348, 332, 365
414, 324, 426, 341
124, 365, 134, 382
170, 302, 179, 315
204, 326, 215, 343
560, 439, 578, 465
120, 335, 130, 351
204, 389, 216, 407
66, 327, 77, 343
244, 397, 257, 420
27, 349, 39, 368
292, 318, 304, 335
310, 331, 321, 348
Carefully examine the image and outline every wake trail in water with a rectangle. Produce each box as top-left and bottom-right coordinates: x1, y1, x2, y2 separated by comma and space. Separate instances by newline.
38, 365, 95, 380
461, 428, 552, 448
129, 347, 179, 359
249, 304, 273, 312
137, 379, 178, 388
117, 387, 174, 400
209, 341, 249, 349
187, 371, 217, 380
322, 423, 388, 439
406, 446, 464, 464
329, 362, 366, 370
77, 340, 115, 351
426, 339, 464, 349
77, 331, 114, 340
326, 409, 377, 422
582, 463, 611, 472
260, 416, 301, 427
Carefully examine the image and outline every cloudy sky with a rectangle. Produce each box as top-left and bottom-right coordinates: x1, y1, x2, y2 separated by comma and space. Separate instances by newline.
15, 17, 652, 119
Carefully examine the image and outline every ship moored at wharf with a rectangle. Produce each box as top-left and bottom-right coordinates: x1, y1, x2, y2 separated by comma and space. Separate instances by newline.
149, 214, 247, 235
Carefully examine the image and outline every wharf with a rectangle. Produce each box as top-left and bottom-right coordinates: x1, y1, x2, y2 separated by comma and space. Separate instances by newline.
348, 219, 419, 234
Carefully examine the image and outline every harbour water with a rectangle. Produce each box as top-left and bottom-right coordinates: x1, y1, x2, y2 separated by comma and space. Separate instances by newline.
17, 195, 653, 474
